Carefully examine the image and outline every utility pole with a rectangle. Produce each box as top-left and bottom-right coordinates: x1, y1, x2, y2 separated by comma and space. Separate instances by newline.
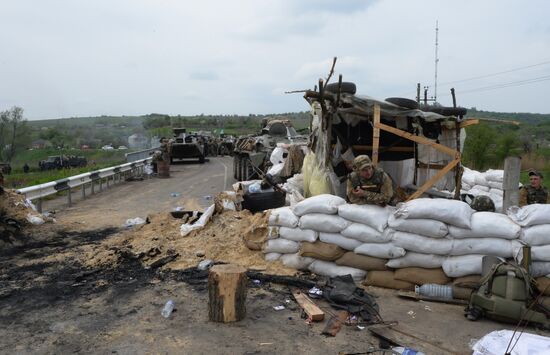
434, 20, 439, 103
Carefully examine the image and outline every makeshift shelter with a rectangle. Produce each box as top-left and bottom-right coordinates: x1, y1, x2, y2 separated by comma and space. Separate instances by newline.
302, 81, 478, 200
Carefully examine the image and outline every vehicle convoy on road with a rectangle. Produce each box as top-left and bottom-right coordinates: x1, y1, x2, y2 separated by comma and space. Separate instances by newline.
38, 155, 87, 170
169, 128, 206, 164
233, 118, 306, 181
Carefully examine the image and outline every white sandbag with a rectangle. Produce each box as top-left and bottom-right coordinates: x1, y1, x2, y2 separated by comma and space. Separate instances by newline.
270, 146, 287, 165
387, 214, 448, 238
461, 183, 472, 191
508, 204, 550, 227
450, 238, 513, 258
308, 260, 367, 281
489, 188, 503, 197
462, 169, 477, 187
468, 188, 490, 197
264, 252, 282, 262
354, 243, 406, 259
474, 174, 489, 187
267, 226, 279, 239
521, 225, 550, 246
530, 245, 550, 262
472, 184, 490, 192
340, 223, 389, 243
442, 255, 486, 278
293, 194, 346, 216
531, 262, 550, 278
447, 212, 521, 240
319, 232, 362, 251
337, 204, 391, 232
268, 207, 299, 228
299, 213, 350, 233
267, 162, 284, 176
386, 252, 446, 269
487, 181, 503, 190
280, 253, 315, 270
472, 329, 550, 355
391, 231, 453, 255
263, 239, 300, 254
279, 227, 318, 243
394, 198, 474, 228
484, 169, 504, 182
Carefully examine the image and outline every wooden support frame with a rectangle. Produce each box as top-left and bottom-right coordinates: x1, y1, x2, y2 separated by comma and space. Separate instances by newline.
373, 122, 461, 201
372, 104, 381, 165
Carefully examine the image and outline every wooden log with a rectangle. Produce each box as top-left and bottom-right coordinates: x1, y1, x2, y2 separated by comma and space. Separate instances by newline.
291, 289, 325, 321
208, 264, 247, 323
503, 156, 521, 211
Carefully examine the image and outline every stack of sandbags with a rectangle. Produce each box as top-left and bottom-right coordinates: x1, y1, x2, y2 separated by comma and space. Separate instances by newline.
460, 167, 506, 212
509, 204, 550, 282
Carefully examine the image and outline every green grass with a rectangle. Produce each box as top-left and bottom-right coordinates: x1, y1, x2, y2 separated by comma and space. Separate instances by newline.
520, 169, 550, 186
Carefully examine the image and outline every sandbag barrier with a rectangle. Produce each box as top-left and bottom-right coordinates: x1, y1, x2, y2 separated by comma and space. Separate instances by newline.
263, 195, 550, 291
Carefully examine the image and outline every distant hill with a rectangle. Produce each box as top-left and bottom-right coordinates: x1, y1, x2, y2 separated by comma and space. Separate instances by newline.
465, 108, 550, 124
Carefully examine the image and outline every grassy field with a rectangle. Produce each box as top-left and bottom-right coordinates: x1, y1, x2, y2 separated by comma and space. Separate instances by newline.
4, 148, 129, 188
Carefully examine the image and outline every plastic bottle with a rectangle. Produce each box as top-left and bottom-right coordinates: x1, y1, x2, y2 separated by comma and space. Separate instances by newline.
415, 284, 453, 299
161, 300, 175, 318
248, 182, 261, 193
392, 346, 426, 355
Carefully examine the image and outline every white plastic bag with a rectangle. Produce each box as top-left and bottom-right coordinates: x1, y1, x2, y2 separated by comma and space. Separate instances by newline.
268, 207, 299, 228
450, 238, 513, 258
293, 194, 346, 216
521, 225, 550, 246
354, 243, 406, 259
280, 253, 315, 270
442, 255, 486, 278
337, 204, 391, 232
26, 214, 45, 225
299, 214, 350, 233
270, 147, 288, 165
386, 252, 445, 269
180, 204, 216, 237
387, 214, 448, 238
508, 204, 550, 227
448, 212, 521, 240
340, 223, 387, 243
263, 239, 300, 254
308, 260, 367, 281
391, 231, 453, 255
394, 198, 474, 228
319, 232, 362, 251
279, 227, 318, 243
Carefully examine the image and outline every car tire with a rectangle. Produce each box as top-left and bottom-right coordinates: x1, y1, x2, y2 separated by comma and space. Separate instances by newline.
233, 156, 239, 180
199, 155, 205, 164
325, 82, 356, 95
385, 97, 419, 109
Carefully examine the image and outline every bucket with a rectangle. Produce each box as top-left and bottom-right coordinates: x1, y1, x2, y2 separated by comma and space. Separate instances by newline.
157, 160, 170, 178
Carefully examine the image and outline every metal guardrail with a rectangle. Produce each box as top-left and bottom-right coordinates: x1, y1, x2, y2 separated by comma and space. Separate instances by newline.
16, 157, 152, 212
125, 148, 157, 162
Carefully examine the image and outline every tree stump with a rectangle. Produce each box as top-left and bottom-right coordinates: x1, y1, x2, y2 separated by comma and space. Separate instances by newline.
208, 264, 247, 322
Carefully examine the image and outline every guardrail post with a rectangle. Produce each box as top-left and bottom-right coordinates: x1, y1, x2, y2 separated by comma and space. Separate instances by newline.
67, 187, 72, 206
82, 183, 86, 199
99, 179, 103, 191
36, 198, 42, 213
91, 180, 95, 195
106, 176, 110, 189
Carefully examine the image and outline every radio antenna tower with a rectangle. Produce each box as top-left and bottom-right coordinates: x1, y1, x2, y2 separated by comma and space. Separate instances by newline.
434, 20, 439, 103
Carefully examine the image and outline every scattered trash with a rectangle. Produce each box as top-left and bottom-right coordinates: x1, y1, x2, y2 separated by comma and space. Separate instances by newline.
170, 192, 180, 197
195, 250, 205, 257
248, 182, 262, 193
26, 214, 45, 225
356, 325, 366, 330
203, 195, 213, 200
285, 299, 291, 303
308, 286, 323, 298
407, 310, 416, 319
124, 217, 146, 227
424, 305, 432, 312
252, 279, 261, 285
259, 343, 273, 346
197, 259, 214, 271
273, 305, 285, 311
415, 284, 453, 299
345, 315, 358, 326
173, 206, 184, 212
161, 300, 175, 318
180, 204, 216, 237
393, 346, 426, 355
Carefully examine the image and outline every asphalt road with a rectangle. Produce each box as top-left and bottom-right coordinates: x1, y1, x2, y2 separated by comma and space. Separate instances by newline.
47, 157, 236, 228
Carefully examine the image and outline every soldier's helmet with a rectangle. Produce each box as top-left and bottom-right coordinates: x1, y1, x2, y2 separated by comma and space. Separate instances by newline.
470, 195, 496, 212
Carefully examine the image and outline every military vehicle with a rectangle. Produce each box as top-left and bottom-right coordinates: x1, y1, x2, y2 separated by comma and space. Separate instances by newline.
233, 119, 306, 181
169, 128, 206, 164
39, 155, 87, 170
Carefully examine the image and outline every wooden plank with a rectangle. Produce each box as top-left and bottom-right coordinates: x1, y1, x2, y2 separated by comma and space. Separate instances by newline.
330, 144, 414, 152
370, 326, 456, 355
397, 291, 468, 305
406, 158, 460, 201
503, 156, 521, 211
291, 289, 325, 321
458, 119, 479, 128
417, 162, 448, 170
468, 117, 520, 126
372, 104, 381, 165
374, 122, 459, 158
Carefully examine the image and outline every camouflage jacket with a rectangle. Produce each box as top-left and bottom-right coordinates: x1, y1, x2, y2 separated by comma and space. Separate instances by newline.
519, 185, 549, 206
346, 168, 393, 205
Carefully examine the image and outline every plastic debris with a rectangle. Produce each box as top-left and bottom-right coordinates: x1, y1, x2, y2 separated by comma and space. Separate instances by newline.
26, 214, 45, 225
197, 259, 214, 271
173, 206, 183, 212
308, 287, 323, 298
273, 305, 285, 311
407, 310, 416, 319
124, 217, 146, 227
161, 300, 175, 318
252, 279, 261, 285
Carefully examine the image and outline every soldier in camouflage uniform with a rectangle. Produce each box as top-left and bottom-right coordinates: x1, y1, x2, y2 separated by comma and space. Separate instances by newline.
346, 155, 393, 206
519, 170, 549, 206
470, 195, 496, 212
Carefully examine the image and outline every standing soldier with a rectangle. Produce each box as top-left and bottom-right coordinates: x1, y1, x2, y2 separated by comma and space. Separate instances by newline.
519, 170, 549, 206
347, 155, 393, 206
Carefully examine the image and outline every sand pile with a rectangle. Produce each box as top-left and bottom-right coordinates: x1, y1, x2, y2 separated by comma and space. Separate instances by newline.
81, 209, 295, 276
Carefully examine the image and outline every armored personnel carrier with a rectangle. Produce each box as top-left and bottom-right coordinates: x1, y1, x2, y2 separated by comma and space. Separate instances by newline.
169, 128, 206, 164
233, 119, 306, 181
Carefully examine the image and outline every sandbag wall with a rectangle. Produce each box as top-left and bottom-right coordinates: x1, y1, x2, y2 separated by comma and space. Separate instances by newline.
264, 195, 550, 297
460, 167, 505, 212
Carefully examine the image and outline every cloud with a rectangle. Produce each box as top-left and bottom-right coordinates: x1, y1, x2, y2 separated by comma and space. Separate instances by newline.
189, 71, 219, 81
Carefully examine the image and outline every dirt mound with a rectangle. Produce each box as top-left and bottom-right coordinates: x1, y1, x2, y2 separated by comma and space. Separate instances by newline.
80, 209, 295, 276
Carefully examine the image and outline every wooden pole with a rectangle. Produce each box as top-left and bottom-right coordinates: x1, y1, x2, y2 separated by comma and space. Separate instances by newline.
503, 156, 521, 212
372, 104, 381, 165
208, 264, 247, 323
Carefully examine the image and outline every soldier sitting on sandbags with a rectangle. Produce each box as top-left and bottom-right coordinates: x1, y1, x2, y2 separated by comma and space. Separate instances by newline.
346, 155, 394, 206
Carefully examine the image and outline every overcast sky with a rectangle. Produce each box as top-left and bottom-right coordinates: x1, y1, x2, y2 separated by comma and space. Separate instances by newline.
1, 0, 549, 120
